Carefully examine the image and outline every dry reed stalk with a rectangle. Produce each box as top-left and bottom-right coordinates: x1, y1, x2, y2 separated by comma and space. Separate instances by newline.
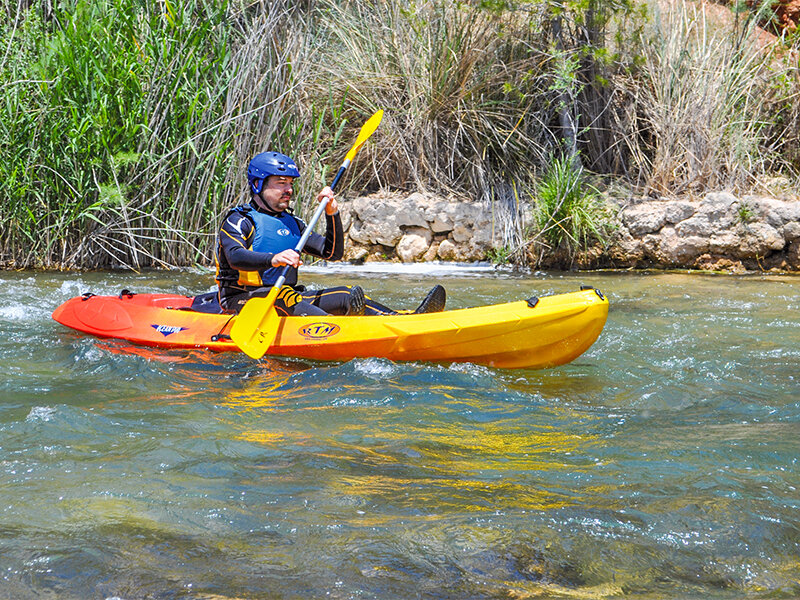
638, 0, 783, 194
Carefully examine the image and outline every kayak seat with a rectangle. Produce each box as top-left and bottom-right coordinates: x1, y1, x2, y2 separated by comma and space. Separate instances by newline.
190, 291, 223, 314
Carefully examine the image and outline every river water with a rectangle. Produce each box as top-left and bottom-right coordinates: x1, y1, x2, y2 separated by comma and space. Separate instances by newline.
1, 266, 798, 599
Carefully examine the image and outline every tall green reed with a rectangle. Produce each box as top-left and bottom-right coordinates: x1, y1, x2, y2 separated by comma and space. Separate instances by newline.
0, 0, 315, 269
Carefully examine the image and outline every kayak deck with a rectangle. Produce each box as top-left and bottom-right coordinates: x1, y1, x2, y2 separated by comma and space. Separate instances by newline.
52, 288, 609, 369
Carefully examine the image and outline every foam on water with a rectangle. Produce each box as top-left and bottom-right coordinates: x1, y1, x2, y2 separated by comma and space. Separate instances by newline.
58, 278, 90, 297
305, 260, 511, 277
25, 406, 56, 423
351, 357, 397, 378
0, 305, 31, 322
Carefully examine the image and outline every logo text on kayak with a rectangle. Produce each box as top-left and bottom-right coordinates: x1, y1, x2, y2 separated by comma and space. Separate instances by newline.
299, 322, 340, 340
151, 324, 188, 337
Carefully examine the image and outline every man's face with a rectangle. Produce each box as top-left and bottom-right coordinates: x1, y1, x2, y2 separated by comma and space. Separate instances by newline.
259, 175, 294, 212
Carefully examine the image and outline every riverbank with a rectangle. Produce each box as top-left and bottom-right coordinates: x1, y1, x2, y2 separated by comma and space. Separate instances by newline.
3, 0, 798, 271
336, 189, 800, 273
605, 192, 800, 273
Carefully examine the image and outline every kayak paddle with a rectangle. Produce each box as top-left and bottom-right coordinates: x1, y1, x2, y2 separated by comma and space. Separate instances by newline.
230, 109, 384, 359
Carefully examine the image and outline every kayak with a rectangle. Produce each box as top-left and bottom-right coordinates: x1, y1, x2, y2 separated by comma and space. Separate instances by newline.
52, 287, 609, 369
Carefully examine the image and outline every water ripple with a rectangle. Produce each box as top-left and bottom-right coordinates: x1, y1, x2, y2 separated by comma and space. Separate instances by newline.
1, 270, 799, 598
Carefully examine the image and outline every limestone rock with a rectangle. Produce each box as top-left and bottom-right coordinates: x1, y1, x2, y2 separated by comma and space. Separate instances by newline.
757, 197, 800, 228
698, 192, 739, 223
344, 245, 368, 263
470, 211, 495, 248
788, 239, 800, 266
672, 193, 738, 238
607, 228, 645, 265
622, 202, 668, 236
396, 227, 433, 263
400, 193, 432, 228
674, 215, 712, 237
348, 217, 402, 247
694, 254, 747, 273
423, 241, 440, 262
452, 222, 472, 244
430, 214, 454, 233
665, 201, 696, 224
425, 201, 457, 233
656, 227, 709, 264
736, 222, 786, 258
437, 239, 457, 260
347, 195, 428, 246
709, 231, 741, 255
783, 221, 800, 241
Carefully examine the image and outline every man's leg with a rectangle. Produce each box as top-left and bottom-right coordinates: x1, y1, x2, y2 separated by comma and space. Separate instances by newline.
301, 286, 365, 316
222, 286, 327, 316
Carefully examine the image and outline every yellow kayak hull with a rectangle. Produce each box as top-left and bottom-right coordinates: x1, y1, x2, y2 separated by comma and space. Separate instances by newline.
52, 288, 609, 369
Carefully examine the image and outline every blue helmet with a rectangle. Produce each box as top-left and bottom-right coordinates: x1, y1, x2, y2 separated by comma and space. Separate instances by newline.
247, 152, 300, 194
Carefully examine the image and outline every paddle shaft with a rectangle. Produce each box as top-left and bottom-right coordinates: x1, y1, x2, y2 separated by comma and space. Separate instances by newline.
268, 161, 349, 291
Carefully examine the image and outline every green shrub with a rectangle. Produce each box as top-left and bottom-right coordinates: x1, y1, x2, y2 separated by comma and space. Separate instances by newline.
486, 246, 513, 266
736, 201, 756, 224
532, 155, 613, 258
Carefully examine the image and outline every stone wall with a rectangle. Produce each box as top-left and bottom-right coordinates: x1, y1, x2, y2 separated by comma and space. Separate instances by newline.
609, 193, 800, 272
336, 190, 800, 272
338, 192, 503, 263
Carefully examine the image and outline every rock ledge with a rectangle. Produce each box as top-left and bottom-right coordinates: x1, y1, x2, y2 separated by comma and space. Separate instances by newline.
336, 191, 800, 272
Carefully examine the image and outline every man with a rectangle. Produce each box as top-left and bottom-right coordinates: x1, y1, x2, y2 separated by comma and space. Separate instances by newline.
215, 151, 445, 316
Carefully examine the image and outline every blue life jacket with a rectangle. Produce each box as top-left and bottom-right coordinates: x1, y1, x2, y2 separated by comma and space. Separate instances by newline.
233, 205, 303, 287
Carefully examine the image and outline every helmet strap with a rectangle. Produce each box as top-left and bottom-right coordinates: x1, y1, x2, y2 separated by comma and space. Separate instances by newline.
252, 189, 280, 214
252, 189, 267, 211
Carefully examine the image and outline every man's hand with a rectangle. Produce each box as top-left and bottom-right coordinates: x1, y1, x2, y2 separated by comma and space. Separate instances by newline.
271, 249, 302, 268
317, 186, 338, 215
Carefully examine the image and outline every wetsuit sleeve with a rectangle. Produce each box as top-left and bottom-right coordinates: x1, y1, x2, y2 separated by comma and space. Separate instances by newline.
219, 212, 274, 270
298, 212, 344, 261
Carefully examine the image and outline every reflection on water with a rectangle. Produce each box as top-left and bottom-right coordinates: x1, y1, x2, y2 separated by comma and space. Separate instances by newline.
223, 372, 602, 517
0, 268, 798, 598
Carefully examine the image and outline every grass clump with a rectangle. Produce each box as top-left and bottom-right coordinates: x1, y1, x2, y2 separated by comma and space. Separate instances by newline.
530, 155, 614, 266
486, 246, 513, 266
736, 201, 757, 224
303, 1, 552, 197
634, 1, 783, 194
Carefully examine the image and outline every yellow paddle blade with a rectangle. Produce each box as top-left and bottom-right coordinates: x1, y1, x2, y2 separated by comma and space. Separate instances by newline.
230, 286, 282, 359
344, 110, 383, 162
